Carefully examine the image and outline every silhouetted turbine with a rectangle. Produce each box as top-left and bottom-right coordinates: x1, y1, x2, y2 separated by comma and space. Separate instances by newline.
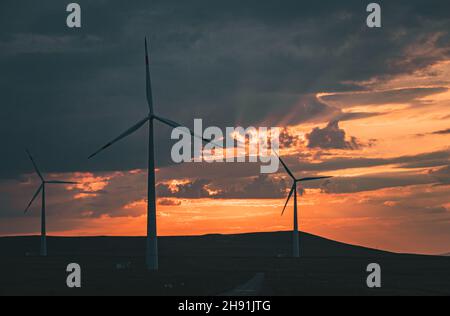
24, 149, 78, 257
277, 154, 332, 258
88, 38, 216, 271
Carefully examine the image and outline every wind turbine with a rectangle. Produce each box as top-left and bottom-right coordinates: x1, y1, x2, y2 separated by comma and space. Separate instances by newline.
24, 149, 78, 257
277, 154, 332, 258
89, 38, 214, 271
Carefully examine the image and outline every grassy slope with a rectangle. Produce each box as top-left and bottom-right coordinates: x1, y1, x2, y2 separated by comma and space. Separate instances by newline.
0, 232, 449, 296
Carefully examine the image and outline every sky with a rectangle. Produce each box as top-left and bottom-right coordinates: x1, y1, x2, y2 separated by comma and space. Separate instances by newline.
0, 0, 449, 255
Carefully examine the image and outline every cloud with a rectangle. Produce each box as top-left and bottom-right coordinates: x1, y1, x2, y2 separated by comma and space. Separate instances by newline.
157, 179, 213, 199
266, 94, 337, 126
1, 0, 450, 178
158, 198, 182, 206
0, 34, 102, 55
306, 120, 362, 150
216, 174, 288, 199
334, 112, 382, 122
320, 87, 448, 108
432, 128, 450, 135
163, 150, 448, 195
279, 128, 303, 149
283, 149, 450, 174
150, 148, 450, 187
320, 172, 437, 194
156, 175, 288, 199
429, 165, 450, 185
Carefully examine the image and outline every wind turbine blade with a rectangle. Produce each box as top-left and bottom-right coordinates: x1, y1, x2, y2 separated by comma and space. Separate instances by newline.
281, 184, 295, 216
25, 149, 44, 181
46, 181, 79, 185
153, 115, 223, 148
152, 115, 181, 129
88, 116, 149, 159
274, 152, 295, 180
145, 38, 154, 114
297, 176, 333, 182
24, 184, 43, 213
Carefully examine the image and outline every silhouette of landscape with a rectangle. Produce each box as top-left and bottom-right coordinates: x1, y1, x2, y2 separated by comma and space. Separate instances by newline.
1, 232, 449, 296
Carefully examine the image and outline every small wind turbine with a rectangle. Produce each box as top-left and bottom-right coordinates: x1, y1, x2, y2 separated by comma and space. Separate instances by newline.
277, 154, 332, 258
24, 149, 78, 257
89, 38, 214, 271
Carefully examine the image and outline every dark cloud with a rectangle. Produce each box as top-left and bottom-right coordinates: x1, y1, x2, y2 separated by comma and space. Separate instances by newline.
265, 94, 336, 126
68, 171, 148, 219
158, 198, 182, 206
279, 128, 302, 149
1, 0, 450, 179
157, 174, 288, 199
321, 87, 448, 108
432, 128, 450, 135
334, 112, 382, 122
151, 149, 446, 195
151, 149, 450, 186
429, 165, 450, 186
157, 179, 212, 199
292, 150, 450, 174
306, 120, 362, 150
216, 175, 288, 199
320, 172, 435, 194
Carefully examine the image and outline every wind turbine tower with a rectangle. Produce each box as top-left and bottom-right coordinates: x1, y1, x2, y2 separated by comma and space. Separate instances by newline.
277, 154, 332, 258
89, 38, 213, 271
24, 149, 78, 256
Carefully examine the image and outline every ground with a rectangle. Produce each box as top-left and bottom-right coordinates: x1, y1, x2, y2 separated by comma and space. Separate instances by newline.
0, 232, 449, 296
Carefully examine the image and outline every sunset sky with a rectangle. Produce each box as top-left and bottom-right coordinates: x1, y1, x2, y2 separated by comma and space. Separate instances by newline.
0, 0, 449, 255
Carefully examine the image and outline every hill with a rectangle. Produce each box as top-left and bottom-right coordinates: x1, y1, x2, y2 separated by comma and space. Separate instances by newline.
0, 231, 449, 296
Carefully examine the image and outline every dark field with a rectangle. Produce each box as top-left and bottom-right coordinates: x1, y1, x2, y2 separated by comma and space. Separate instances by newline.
0, 232, 449, 296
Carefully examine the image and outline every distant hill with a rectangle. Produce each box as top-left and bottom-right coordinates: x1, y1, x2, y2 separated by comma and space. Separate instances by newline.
0, 231, 393, 258
1, 231, 449, 296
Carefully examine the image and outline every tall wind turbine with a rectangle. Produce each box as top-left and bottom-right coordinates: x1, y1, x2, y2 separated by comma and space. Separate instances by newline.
89, 38, 214, 271
277, 154, 332, 258
24, 149, 78, 257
